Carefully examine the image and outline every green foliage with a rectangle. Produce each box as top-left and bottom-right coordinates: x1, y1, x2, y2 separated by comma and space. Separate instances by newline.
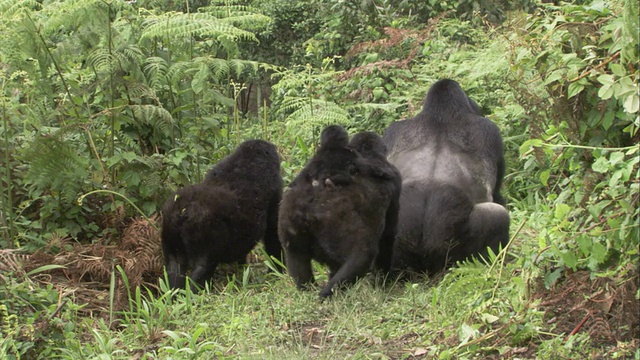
510, 0, 639, 279
0, 0, 273, 245
0, 270, 79, 359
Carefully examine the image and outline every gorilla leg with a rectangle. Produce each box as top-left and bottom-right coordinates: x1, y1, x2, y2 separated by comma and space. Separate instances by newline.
284, 246, 315, 290
422, 185, 475, 274
320, 249, 376, 298
464, 202, 510, 259
165, 253, 186, 290
375, 196, 399, 272
263, 200, 285, 271
188, 257, 219, 291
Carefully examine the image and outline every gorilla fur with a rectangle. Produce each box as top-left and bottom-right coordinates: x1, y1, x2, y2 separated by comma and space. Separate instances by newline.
161, 139, 284, 290
279, 128, 401, 298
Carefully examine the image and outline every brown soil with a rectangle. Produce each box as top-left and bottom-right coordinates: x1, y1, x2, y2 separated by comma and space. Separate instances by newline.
534, 268, 639, 347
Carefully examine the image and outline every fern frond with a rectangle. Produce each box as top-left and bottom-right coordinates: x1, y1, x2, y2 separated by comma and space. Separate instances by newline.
127, 104, 175, 138
204, 57, 231, 79
114, 129, 142, 153
22, 130, 90, 202
279, 97, 351, 135
228, 58, 261, 77
0, 0, 38, 17
219, 14, 271, 31
127, 83, 160, 104
143, 57, 170, 90
42, 0, 111, 35
87, 48, 116, 72
87, 45, 143, 73
141, 12, 257, 42
119, 45, 144, 63
167, 61, 194, 84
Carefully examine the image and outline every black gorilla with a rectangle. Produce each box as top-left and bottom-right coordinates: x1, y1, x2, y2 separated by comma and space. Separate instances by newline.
279, 129, 401, 298
289, 125, 359, 188
161, 139, 284, 290
290, 125, 396, 189
383, 79, 510, 274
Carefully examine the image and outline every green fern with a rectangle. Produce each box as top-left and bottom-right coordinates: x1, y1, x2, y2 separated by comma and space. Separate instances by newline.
127, 105, 175, 138
0, 0, 37, 16
278, 97, 351, 135
113, 129, 142, 153
21, 130, 90, 203
141, 12, 257, 42
201, 0, 271, 31
41, 0, 112, 36
142, 57, 170, 91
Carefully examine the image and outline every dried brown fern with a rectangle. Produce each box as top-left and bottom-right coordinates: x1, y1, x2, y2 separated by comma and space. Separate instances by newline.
0, 249, 30, 274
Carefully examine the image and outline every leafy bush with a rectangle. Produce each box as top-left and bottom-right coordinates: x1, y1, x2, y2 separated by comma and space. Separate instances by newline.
509, 0, 639, 278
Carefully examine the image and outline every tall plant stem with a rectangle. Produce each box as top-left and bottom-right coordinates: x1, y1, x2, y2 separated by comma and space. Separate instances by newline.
1, 90, 14, 246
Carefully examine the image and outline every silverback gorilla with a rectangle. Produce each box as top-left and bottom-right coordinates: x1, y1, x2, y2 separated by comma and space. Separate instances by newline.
161, 139, 284, 290
279, 127, 401, 298
383, 79, 510, 274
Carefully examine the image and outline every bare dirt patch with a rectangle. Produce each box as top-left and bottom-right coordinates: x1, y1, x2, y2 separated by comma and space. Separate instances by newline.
534, 268, 639, 350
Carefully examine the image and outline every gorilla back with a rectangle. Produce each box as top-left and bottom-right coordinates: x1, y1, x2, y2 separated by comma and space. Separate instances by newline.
279, 130, 401, 298
383, 79, 510, 274
161, 139, 284, 290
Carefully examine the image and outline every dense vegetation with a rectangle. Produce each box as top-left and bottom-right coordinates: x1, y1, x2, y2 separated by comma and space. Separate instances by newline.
0, 0, 637, 358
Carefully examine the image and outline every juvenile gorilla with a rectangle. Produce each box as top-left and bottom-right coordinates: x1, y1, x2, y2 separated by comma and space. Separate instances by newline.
279, 130, 401, 298
161, 140, 284, 290
289, 125, 359, 188
383, 79, 510, 274
290, 125, 396, 188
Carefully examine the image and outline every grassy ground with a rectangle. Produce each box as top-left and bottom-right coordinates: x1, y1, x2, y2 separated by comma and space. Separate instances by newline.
0, 210, 638, 359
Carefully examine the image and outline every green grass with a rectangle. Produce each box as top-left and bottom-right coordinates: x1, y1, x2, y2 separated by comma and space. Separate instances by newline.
1, 210, 637, 359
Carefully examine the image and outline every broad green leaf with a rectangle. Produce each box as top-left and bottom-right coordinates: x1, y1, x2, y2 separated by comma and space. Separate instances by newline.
608, 169, 623, 188
561, 251, 578, 270
597, 83, 614, 99
592, 156, 610, 173
123, 152, 137, 162
623, 93, 639, 114
544, 268, 563, 289
609, 151, 624, 165
519, 138, 544, 156
481, 313, 500, 324
576, 235, 591, 256
540, 169, 550, 186
601, 111, 615, 130
588, 200, 611, 219
554, 203, 571, 219
609, 63, 624, 77
567, 81, 584, 98
596, 74, 615, 85
590, 242, 607, 263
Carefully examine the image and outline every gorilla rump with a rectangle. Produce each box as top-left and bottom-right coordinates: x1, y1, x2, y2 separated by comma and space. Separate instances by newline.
383, 79, 510, 274
161, 139, 284, 290
279, 128, 401, 298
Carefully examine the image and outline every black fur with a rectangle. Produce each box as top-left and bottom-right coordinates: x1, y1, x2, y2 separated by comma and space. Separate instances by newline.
289, 125, 359, 188
383, 79, 509, 274
161, 139, 284, 290
279, 130, 401, 298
